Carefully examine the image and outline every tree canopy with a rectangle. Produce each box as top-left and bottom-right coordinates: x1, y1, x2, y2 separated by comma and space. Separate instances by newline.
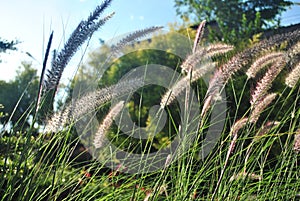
0, 37, 19, 63
174, 0, 293, 43
0, 62, 38, 130
0, 38, 18, 53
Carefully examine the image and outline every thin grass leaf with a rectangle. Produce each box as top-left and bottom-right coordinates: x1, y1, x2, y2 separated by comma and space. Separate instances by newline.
35, 31, 53, 117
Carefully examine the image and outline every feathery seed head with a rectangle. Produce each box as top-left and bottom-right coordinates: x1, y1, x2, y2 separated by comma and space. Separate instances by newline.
293, 128, 300, 154
93, 101, 124, 149
250, 57, 285, 105
180, 48, 206, 73
249, 93, 277, 123
247, 52, 284, 79
111, 26, 163, 54
206, 43, 234, 57
193, 20, 206, 53
285, 62, 300, 87
230, 118, 248, 137
161, 62, 214, 107
45, 78, 143, 133
44, 1, 114, 92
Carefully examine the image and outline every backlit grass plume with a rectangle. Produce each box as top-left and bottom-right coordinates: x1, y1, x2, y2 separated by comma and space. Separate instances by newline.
192, 20, 206, 53
250, 57, 285, 105
181, 44, 233, 73
44, 0, 114, 92
249, 93, 278, 123
160, 62, 215, 107
288, 41, 300, 57
206, 43, 234, 57
246, 52, 284, 79
111, 26, 163, 53
93, 101, 124, 149
285, 61, 300, 87
44, 78, 143, 133
203, 29, 300, 116
294, 128, 300, 154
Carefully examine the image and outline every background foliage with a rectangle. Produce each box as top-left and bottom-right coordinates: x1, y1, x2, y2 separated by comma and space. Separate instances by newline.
174, 0, 293, 43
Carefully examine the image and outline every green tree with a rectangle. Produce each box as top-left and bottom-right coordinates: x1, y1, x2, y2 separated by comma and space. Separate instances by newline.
0, 38, 18, 53
174, 0, 293, 44
0, 37, 19, 63
0, 62, 39, 130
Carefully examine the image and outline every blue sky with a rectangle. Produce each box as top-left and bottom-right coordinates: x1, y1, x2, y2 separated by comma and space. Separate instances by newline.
0, 0, 300, 82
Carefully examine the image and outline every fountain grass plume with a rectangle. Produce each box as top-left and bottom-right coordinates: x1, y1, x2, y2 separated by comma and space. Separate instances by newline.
285, 61, 300, 87
44, 0, 114, 92
45, 77, 143, 133
192, 20, 206, 53
246, 52, 284, 79
250, 57, 285, 105
294, 128, 300, 154
161, 62, 215, 107
250, 93, 278, 123
111, 26, 163, 54
93, 101, 124, 149
203, 29, 300, 117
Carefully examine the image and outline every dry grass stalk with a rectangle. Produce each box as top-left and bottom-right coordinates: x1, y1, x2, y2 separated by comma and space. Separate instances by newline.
246, 52, 284, 79
93, 101, 124, 149
285, 62, 300, 87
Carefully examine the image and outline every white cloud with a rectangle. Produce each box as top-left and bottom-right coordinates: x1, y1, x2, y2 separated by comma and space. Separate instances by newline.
130, 15, 134, 20
139, 16, 144, 20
